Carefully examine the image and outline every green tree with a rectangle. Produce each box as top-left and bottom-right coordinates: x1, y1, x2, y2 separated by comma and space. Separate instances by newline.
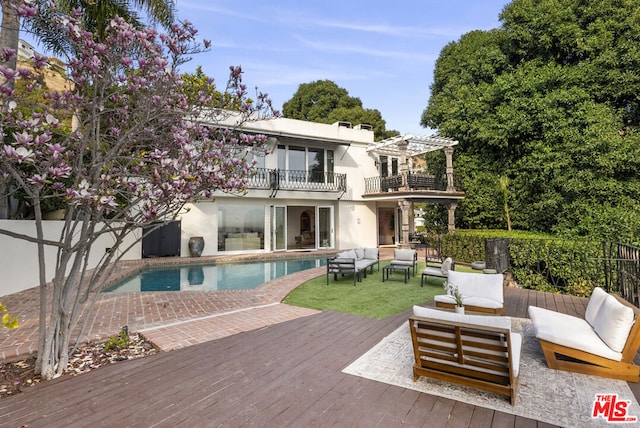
180, 65, 225, 108
283, 80, 397, 140
422, 0, 640, 244
24, 0, 176, 56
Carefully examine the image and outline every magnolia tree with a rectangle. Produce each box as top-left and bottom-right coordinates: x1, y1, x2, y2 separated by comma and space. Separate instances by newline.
0, 5, 275, 379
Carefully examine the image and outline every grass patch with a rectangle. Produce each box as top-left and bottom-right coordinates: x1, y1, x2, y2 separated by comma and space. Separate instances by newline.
284, 261, 476, 319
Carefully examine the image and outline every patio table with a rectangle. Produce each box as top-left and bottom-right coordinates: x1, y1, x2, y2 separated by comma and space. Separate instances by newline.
382, 264, 411, 283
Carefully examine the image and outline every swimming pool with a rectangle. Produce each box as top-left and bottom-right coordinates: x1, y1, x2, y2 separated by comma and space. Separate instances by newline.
103, 257, 327, 293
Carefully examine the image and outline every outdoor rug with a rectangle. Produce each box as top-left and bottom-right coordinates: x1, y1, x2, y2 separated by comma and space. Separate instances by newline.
343, 318, 640, 427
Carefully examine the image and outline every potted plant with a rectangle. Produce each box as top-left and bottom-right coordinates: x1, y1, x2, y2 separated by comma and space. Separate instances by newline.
443, 281, 464, 313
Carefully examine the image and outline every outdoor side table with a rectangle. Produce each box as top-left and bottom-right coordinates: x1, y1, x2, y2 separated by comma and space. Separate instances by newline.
382, 264, 411, 283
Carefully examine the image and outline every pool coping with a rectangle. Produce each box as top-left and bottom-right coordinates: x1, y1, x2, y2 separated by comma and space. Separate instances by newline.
0, 250, 341, 360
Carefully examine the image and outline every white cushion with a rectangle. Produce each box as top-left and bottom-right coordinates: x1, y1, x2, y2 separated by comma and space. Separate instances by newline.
510, 332, 522, 377
412, 306, 511, 330
585, 286, 608, 326
355, 260, 372, 270
336, 249, 357, 260
441, 257, 453, 275
528, 305, 623, 361
422, 266, 447, 277
394, 249, 415, 262
590, 294, 635, 353
364, 247, 378, 260
354, 248, 365, 260
434, 295, 503, 310
447, 271, 504, 304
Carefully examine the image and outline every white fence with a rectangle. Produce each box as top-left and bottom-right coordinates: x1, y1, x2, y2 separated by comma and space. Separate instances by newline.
0, 220, 141, 297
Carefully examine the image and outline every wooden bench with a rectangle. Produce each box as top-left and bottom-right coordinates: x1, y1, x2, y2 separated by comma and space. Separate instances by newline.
529, 287, 640, 382
409, 306, 522, 405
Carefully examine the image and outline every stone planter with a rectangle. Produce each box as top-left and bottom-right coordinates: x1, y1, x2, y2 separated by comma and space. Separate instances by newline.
188, 236, 205, 257
454, 306, 465, 315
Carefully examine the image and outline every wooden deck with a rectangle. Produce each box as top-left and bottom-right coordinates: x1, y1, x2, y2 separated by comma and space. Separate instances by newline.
0, 287, 638, 427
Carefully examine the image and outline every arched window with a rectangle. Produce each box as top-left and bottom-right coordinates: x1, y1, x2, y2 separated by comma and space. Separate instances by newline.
300, 211, 311, 232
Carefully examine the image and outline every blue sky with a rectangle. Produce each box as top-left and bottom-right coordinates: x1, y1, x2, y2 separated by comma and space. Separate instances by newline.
19, 1, 511, 135
173, 1, 511, 135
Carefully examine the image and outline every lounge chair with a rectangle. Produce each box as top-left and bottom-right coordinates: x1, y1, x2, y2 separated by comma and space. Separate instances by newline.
529, 287, 640, 382
421, 257, 454, 287
410, 305, 522, 405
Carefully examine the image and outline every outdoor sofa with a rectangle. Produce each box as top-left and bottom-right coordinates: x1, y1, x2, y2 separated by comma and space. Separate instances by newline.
529, 286, 640, 382
327, 248, 379, 286
410, 306, 522, 405
434, 270, 505, 315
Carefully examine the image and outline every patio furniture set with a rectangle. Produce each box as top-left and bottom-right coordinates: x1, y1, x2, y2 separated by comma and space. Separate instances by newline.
328, 247, 640, 405
410, 272, 640, 405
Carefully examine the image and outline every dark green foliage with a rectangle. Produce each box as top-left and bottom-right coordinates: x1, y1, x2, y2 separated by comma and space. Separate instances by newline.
422, 0, 640, 244
509, 238, 603, 296
282, 80, 398, 140
419, 230, 604, 296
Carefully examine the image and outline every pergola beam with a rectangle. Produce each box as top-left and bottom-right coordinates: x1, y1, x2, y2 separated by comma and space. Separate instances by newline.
366, 134, 458, 157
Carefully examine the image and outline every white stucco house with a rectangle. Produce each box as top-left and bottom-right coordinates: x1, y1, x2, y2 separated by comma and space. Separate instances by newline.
170, 114, 465, 258
0, 114, 464, 296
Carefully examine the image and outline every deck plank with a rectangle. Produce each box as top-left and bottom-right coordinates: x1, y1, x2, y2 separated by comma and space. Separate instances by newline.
0, 289, 616, 427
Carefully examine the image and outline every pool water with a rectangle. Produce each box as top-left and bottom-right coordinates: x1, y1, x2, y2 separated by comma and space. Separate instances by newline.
103, 257, 327, 293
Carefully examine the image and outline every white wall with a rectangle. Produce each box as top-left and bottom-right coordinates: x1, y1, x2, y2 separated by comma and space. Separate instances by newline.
0, 220, 141, 297
180, 202, 218, 257
335, 202, 377, 250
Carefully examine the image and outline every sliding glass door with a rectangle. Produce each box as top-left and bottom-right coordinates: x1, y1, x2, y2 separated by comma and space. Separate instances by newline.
317, 206, 334, 249
272, 205, 286, 251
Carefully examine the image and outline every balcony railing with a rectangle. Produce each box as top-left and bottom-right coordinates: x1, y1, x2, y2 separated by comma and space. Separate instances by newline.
364, 173, 450, 194
246, 168, 347, 194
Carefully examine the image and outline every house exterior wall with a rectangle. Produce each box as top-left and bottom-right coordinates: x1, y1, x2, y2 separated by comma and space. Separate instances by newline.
191, 115, 381, 254
0, 116, 385, 295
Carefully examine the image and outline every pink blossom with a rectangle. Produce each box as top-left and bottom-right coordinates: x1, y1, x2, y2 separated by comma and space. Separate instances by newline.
1, 47, 16, 62
32, 54, 48, 69
28, 174, 47, 185
0, 67, 17, 81
15, 147, 35, 163
48, 165, 72, 178
47, 143, 65, 159
13, 131, 34, 146
3, 145, 17, 158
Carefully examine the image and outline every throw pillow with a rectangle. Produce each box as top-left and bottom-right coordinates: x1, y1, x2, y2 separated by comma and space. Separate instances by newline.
441, 257, 452, 275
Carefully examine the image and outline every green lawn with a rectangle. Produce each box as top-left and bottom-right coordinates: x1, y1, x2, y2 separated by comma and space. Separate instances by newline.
284, 261, 476, 319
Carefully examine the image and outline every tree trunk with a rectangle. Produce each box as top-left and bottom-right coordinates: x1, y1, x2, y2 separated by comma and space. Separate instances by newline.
0, 1, 20, 72
0, 1, 21, 219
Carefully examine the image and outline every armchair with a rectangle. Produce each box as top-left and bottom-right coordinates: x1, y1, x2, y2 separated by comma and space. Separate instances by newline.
421, 257, 454, 287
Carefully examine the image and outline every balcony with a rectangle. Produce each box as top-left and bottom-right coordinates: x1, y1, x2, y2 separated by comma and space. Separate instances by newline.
363, 172, 460, 195
246, 168, 347, 195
